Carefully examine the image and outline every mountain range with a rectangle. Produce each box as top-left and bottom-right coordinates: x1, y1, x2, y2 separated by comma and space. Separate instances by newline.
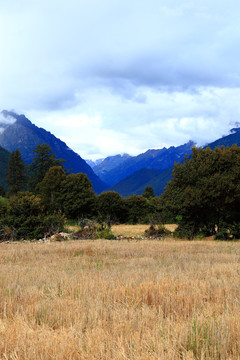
110, 167, 173, 197
91, 153, 132, 181
0, 111, 107, 193
92, 141, 195, 187
89, 128, 240, 196
1, 110, 240, 197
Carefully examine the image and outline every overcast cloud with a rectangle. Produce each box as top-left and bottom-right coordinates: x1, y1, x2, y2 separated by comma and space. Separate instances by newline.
1, 0, 240, 159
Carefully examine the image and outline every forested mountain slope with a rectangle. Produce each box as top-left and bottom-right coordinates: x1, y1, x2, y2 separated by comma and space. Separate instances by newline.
110, 167, 173, 197
0, 111, 107, 193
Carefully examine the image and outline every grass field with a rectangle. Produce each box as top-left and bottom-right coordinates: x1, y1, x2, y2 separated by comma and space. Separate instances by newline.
112, 224, 177, 238
67, 223, 178, 238
1, 236, 240, 359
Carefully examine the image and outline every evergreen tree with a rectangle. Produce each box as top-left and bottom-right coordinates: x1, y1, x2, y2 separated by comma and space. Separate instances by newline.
6, 149, 27, 196
0, 184, 6, 197
97, 191, 126, 225
28, 144, 64, 192
125, 195, 150, 224
61, 173, 96, 219
142, 186, 155, 199
39, 166, 66, 213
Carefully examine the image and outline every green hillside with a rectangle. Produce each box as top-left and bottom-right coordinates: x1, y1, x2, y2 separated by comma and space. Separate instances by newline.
111, 167, 173, 197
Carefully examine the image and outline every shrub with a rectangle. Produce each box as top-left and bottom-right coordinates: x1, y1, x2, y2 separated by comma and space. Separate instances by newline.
1, 192, 65, 240
95, 227, 116, 240
173, 223, 196, 240
145, 224, 171, 238
72, 219, 116, 240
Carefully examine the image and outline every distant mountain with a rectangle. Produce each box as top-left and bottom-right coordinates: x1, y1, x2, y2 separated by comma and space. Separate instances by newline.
3, 109, 240, 197
111, 167, 173, 197
0, 111, 107, 193
230, 127, 240, 134
86, 158, 104, 168
100, 141, 195, 186
206, 128, 240, 150
110, 129, 240, 197
92, 153, 131, 179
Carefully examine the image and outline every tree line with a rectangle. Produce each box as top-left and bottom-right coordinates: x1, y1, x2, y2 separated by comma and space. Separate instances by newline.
0, 144, 161, 240
2, 143, 240, 241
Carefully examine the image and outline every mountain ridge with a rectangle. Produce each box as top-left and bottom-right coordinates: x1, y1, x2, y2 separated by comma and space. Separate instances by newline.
2, 110, 240, 197
0, 111, 107, 193
108, 129, 240, 197
94, 140, 195, 186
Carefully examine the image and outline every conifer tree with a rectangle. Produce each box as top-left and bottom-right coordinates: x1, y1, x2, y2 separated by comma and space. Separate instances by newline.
39, 166, 66, 213
142, 186, 155, 199
61, 173, 96, 219
6, 149, 27, 196
97, 191, 126, 225
28, 144, 64, 192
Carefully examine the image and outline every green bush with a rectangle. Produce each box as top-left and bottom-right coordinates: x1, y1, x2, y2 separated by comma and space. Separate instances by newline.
214, 230, 229, 240
145, 224, 171, 238
213, 221, 240, 240
173, 223, 196, 240
71, 219, 116, 240
0, 192, 65, 240
95, 228, 116, 240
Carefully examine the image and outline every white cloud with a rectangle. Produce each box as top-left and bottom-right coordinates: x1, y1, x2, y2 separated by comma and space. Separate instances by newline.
0, 113, 16, 125
53, 114, 101, 128
23, 86, 240, 159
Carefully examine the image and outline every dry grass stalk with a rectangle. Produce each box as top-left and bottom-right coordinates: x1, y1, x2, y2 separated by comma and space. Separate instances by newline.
1, 239, 240, 359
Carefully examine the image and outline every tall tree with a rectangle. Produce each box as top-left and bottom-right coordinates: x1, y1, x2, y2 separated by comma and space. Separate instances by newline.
39, 166, 66, 213
6, 149, 27, 196
125, 195, 150, 224
61, 173, 96, 219
161, 145, 240, 239
97, 191, 126, 225
142, 186, 155, 199
28, 144, 64, 192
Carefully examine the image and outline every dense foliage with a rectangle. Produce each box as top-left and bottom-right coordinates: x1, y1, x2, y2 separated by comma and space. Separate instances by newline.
0, 192, 65, 240
39, 166, 66, 213
61, 173, 96, 219
28, 144, 64, 192
4, 143, 240, 241
161, 145, 240, 239
97, 191, 126, 225
6, 149, 27, 195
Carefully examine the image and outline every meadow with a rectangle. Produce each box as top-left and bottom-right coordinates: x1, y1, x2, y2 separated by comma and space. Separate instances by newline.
1, 230, 240, 359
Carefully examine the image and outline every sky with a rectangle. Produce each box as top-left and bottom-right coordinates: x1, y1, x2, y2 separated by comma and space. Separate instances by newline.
1, 0, 240, 160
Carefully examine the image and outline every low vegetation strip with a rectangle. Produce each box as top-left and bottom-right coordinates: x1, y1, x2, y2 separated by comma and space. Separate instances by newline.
0, 240, 240, 359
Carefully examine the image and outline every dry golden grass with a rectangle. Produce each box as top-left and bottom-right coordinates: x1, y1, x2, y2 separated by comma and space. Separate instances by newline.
112, 224, 150, 237
1, 239, 240, 359
164, 223, 178, 232
112, 224, 178, 237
